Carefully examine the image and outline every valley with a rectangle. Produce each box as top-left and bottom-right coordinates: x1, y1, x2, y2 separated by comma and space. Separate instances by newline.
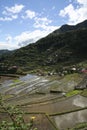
0, 20, 87, 129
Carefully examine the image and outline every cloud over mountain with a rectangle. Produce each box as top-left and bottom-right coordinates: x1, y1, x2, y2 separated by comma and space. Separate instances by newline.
59, 0, 87, 24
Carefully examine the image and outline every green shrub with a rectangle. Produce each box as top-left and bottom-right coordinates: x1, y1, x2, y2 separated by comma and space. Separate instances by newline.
0, 94, 37, 130
66, 90, 81, 97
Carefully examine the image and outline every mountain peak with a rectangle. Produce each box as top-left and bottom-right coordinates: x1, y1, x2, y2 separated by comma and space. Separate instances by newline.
53, 19, 87, 34
0, 19, 87, 71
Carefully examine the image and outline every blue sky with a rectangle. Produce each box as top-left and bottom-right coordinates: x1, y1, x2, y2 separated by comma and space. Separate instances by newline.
0, 0, 87, 50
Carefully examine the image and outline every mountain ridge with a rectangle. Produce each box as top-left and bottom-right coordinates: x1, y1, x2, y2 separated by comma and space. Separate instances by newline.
0, 20, 87, 71
53, 19, 87, 34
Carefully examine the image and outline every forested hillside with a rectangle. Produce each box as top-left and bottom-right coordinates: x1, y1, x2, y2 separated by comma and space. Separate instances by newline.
0, 20, 87, 71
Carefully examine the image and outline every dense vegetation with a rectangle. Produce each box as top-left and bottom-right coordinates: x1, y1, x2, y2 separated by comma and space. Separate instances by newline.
0, 20, 87, 72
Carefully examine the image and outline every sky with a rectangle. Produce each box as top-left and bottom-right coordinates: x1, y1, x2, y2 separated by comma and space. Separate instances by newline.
0, 0, 87, 50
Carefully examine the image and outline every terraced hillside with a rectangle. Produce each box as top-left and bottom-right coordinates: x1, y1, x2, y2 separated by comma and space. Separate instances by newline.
0, 20, 87, 72
0, 20, 87, 130
0, 73, 87, 130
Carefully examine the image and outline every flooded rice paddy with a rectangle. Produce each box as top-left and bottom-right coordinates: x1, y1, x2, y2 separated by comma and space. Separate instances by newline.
53, 109, 87, 130
0, 74, 87, 129
21, 95, 87, 114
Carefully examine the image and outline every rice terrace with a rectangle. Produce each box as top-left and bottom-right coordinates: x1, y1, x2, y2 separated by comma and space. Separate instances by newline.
0, 72, 87, 130
0, 5, 87, 129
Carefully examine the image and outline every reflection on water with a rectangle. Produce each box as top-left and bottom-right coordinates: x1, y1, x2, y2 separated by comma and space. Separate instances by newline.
73, 95, 87, 107
1, 79, 13, 87
0, 74, 36, 93
0, 74, 49, 94
54, 109, 87, 130
19, 74, 37, 81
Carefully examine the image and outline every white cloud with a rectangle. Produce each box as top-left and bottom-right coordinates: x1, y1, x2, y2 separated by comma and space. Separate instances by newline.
0, 17, 12, 21
34, 17, 52, 28
0, 35, 18, 50
14, 30, 50, 46
76, 0, 87, 5
0, 15, 18, 21
0, 4, 24, 21
11, 15, 18, 19
0, 7, 59, 50
42, 25, 59, 32
6, 36, 12, 43
4, 4, 24, 14
59, 0, 87, 24
69, 0, 72, 2
22, 10, 36, 19
0, 25, 59, 50
34, 16, 59, 32
0, 42, 18, 50
14, 25, 59, 47
0, 13, 59, 49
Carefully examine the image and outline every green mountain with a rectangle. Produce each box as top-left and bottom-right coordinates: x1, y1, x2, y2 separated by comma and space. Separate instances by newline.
0, 20, 87, 71
0, 50, 10, 56
53, 19, 87, 34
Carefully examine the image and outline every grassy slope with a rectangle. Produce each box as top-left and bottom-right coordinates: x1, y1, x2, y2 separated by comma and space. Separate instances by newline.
0, 29, 87, 72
